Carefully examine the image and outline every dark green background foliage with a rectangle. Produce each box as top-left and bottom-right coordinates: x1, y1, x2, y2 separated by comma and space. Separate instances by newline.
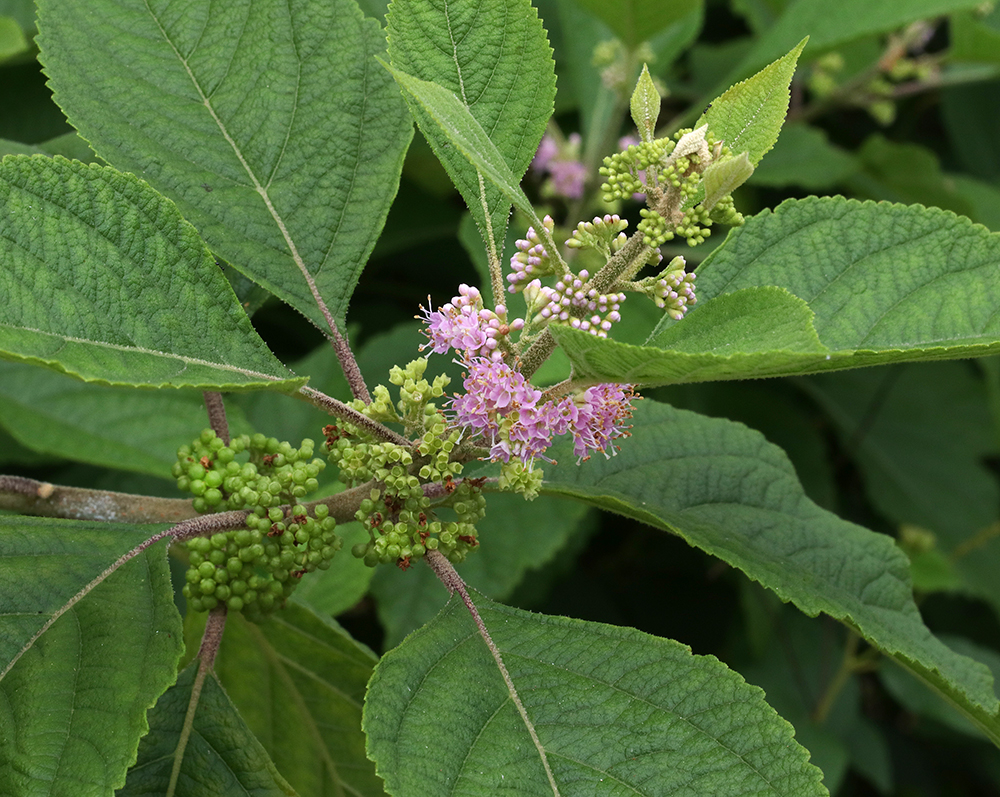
4, 0, 1000, 794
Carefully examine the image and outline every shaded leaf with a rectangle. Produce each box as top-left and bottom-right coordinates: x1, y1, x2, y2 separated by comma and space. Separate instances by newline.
0, 361, 253, 478
119, 664, 297, 797
365, 593, 828, 796
749, 123, 858, 189
0, 156, 303, 391
37, 0, 413, 329
213, 603, 385, 797
571, 0, 701, 50
0, 516, 183, 796
541, 399, 1000, 743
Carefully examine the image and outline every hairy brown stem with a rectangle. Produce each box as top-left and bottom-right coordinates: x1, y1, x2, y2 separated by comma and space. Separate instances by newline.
202, 391, 230, 444
298, 386, 412, 447
167, 606, 228, 797
328, 326, 372, 404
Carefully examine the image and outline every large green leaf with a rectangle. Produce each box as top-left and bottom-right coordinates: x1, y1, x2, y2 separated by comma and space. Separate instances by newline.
558, 197, 1000, 386
119, 664, 297, 797
570, 0, 700, 50
0, 361, 253, 478
386, 0, 554, 254
697, 38, 806, 166
0, 516, 183, 796
36, 0, 413, 330
365, 593, 828, 796
540, 399, 1000, 744
0, 156, 303, 391
371, 491, 592, 647
213, 603, 385, 797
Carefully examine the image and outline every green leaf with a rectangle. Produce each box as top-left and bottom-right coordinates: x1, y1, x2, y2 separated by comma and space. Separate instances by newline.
386, 0, 554, 254
559, 197, 1000, 387
540, 399, 1000, 744
383, 65, 542, 228
951, 6, 1000, 64
365, 593, 828, 796
629, 63, 661, 142
371, 491, 592, 647
0, 156, 303, 391
36, 0, 413, 330
119, 664, 297, 797
0, 516, 183, 796
697, 38, 807, 166
213, 603, 385, 797
553, 286, 831, 386
570, 0, 701, 50
0, 15, 29, 62
703, 151, 753, 210
748, 123, 858, 190
0, 361, 254, 478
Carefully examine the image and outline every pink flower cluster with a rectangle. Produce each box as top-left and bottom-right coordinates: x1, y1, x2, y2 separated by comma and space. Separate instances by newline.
532, 133, 587, 200
536, 269, 626, 338
421, 285, 522, 362
451, 358, 634, 464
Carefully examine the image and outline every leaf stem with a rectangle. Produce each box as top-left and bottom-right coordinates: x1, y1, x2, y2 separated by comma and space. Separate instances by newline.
167, 606, 228, 797
425, 550, 561, 797
202, 391, 230, 444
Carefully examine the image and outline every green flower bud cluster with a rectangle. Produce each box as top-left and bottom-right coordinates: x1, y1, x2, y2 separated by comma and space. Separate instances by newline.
182, 503, 340, 620
708, 194, 744, 227
599, 138, 670, 202
323, 358, 484, 569
637, 208, 671, 248
498, 460, 544, 501
173, 429, 325, 514
566, 214, 629, 258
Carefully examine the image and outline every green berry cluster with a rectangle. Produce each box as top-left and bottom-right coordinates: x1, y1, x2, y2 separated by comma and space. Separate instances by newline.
172, 429, 325, 513
175, 429, 339, 619
182, 503, 340, 620
600, 138, 670, 202
323, 358, 486, 568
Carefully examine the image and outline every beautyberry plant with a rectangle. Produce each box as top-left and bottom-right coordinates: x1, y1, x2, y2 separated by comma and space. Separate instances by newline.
3, 1, 1000, 796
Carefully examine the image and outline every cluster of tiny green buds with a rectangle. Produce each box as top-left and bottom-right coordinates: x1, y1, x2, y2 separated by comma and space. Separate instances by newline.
350, 476, 485, 568
600, 138, 671, 202
322, 357, 486, 569
173, 429, 325, 513
498, 460, 544, 501
566, 214, 629, 258
637, 208, 671, 248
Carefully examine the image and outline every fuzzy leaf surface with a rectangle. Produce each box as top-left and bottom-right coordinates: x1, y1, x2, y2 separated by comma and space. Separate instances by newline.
0, 516, 183, 796
0, 157, 302, 390
561, 197, 1000, 386
541, 400, 1000, 744
697, 38, 806, 166
387, 0, 554, 252
119, 664, 297, 797
36, 0, 412, 329
213, 603, 385, 797
365, 593, 827, 796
